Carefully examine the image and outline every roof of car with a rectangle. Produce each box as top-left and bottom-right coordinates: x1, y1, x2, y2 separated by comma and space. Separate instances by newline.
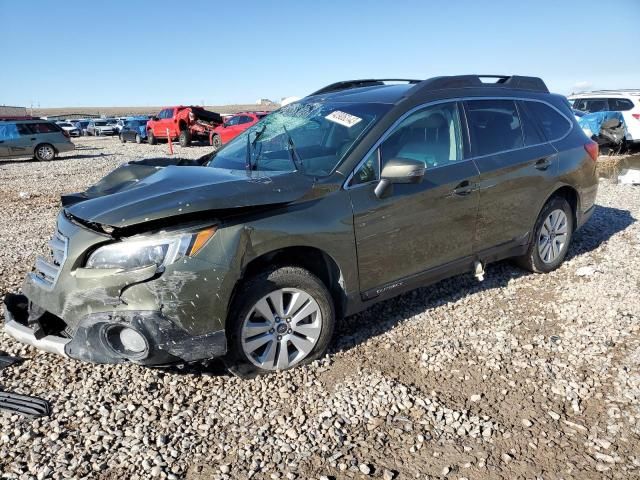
569, 90, 640, 98
307, 76, 551, 104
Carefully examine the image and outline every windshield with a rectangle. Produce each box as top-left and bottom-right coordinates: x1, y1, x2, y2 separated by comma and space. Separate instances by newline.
210, 101, 390, 176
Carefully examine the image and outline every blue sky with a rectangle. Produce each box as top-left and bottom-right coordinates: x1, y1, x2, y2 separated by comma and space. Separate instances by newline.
1, 0, 639, 107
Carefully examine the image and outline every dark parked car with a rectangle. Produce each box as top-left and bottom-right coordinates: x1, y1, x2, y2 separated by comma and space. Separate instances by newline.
119, 119, 148, 144
3, 75, 598, 377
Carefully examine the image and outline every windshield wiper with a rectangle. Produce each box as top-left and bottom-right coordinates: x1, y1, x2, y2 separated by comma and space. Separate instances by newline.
245, 125, 268, 172
282, 125, 303, 172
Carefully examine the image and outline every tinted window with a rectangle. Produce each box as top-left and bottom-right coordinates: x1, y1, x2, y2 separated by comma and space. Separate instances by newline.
226, 116, 241, 126
29, 122, 60, 134
525, 101, 571, 141
517, 101, 545, 146
0, 123, 19, 140
379, 101, 464, 169
466, 100, 523, 156
240, 115, 253, 124
584, 99, 608, 113
609, 98, 635, 111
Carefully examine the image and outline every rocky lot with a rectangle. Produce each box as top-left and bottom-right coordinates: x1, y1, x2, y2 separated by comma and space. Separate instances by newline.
0, 137, 639, 479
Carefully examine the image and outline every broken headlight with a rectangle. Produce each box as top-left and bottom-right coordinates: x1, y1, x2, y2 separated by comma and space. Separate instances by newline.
85, 227, 216, 270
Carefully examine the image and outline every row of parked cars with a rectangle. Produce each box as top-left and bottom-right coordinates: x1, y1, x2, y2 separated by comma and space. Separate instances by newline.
56, 109, 271, 149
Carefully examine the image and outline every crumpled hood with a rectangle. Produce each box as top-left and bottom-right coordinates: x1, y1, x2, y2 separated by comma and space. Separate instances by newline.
65, 161, 315, 228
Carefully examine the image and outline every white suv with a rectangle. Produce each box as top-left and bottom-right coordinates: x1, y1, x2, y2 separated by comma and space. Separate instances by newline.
568, 90, 640, 144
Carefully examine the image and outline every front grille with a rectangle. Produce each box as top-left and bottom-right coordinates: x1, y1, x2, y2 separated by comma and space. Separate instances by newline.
32, 230, 68, 289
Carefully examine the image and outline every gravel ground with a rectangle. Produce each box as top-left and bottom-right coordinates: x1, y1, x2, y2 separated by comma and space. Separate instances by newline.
0, 137, 639, 480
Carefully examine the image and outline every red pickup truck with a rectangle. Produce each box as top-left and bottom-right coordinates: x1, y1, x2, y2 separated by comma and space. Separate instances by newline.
146, 106, 223, 147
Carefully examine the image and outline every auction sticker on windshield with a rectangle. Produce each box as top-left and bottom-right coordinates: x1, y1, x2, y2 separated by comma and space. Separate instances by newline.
325, 110, 362, 128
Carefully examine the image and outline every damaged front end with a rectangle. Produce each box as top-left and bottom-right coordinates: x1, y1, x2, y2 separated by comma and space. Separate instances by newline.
3, 210, 231, 365
3, 156, 316, 366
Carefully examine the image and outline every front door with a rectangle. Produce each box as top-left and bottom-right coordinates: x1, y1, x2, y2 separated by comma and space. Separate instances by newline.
348, 101, 480, 296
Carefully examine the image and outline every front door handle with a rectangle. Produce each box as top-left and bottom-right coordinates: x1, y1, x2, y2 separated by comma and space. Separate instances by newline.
451, 180, 474, 196
535, 157, 552, 170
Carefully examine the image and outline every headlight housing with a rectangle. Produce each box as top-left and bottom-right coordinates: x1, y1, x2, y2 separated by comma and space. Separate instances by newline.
85, 226, 216, 270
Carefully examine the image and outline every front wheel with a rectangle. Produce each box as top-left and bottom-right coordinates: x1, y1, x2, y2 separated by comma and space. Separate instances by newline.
225, 266, 335, 377
515, 196, 573, 273
34, 143, 55, 161
120, 134, 126, 143
135, 133, 142, 144
147, 130, 156, 145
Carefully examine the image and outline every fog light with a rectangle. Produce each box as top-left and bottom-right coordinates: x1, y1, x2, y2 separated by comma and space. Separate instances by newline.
104, 325, 148, 359
119, 327, 147, 353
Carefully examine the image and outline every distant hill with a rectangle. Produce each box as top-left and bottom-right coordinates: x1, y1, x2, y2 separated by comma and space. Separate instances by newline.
32, 103, 280, 118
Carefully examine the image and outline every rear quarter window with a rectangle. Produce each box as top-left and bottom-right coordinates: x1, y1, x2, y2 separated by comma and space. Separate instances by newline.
609, 98, 635, 111
525, 101, 572, 141
0, 123, 19, 140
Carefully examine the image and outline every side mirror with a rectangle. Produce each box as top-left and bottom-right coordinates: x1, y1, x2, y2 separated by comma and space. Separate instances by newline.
374, 157, 425, 199
152, 116, 159, 121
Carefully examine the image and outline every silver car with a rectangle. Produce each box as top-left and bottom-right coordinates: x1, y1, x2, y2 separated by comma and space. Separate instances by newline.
87, 120, 116, 136
0, 120, 75, 161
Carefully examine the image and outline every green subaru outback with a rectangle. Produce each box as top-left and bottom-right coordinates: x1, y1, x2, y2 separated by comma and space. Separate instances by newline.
3, 75, 598, 376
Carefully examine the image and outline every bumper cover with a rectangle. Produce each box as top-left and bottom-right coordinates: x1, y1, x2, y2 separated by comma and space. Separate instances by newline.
3, 294, 226, 365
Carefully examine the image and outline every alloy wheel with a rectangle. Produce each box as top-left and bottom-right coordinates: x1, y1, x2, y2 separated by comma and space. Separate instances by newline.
240, 288, 322, 371
537, 209, 568, 264
37, 145, 55, 160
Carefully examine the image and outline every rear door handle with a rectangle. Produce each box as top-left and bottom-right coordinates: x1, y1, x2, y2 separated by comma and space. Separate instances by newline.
535, 157, 552, 171
451, 180, 475, 196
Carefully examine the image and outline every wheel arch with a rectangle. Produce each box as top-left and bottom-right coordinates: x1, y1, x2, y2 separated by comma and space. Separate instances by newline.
544, 184, 580, 231
236, 246, 348, 319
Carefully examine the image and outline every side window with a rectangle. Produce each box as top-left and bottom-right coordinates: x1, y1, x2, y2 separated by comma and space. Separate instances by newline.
30, 122, 60, 134
380, 102, 464, 169
517, 101, 545, 146
351, 149, 379, 185
226, 116, 241, 126
609, 98, 634, 111
572, 99, 586, 111
525, 101, 572, 141
466, 99, 523, 156
241, 115, 254, 124
0, 123, 19, 140
584, 99, 608, 113
16, 123, 32, 136
165, 109, 174, 119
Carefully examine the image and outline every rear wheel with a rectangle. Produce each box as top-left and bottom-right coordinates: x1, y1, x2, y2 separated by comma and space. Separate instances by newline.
34, 143, 55, 161
515, 196, 573, 273
179, 129, 191, 147
147, 130, 156, 145
120, 134, 126, 143
225, 266, 335, 377
211, 134, 222, 150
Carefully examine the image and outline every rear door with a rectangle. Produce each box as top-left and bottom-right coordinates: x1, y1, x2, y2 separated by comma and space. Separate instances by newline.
465, 99, 558, 253
349, 101, 480, 296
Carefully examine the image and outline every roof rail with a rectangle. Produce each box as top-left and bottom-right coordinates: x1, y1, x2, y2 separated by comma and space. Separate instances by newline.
411, 75, 549, 93
310, 79, 421, 96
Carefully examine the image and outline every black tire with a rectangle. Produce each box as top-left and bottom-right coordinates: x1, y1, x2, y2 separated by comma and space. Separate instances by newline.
225, 266, 335, 377
34, 143, 56, 161
135, 133, 142, 144
120, 134, 126, 143
515, 196, 574, 273
179, 129, 191, 147
147, 130, 156, 145
211, 134, 222, 150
